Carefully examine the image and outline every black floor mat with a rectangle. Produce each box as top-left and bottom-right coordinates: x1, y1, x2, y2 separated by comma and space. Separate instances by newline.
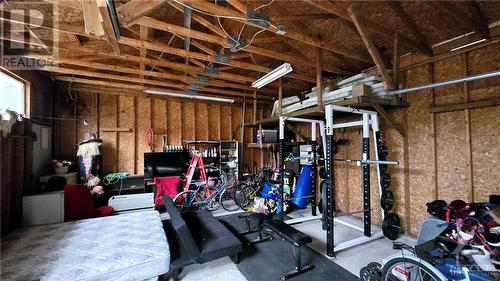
218, 213, 359, 281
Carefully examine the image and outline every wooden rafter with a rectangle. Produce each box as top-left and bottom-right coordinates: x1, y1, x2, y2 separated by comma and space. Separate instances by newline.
23, 54, 275, 95
115, 0, 168, 27
53, 74, 263, 100
119, 35, 318, 83
81, 0, 104, 36
177, 0, 370, 62
61, 84, 273, 105
251, 36, 284, 44
436, 1, 490, 39
386, 1, 429, 48
270, 14, 335, 22
135, 16, 351, 75
349, 7, 395, 90
139, 26, 148, 79
303, 0, 433, 56
97, 0, 120, 54
467, 1, 490, 38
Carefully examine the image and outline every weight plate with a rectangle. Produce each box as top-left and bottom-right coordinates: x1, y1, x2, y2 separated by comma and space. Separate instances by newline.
379, 145, 389, 158
383, 213, 401, 240
381, 173, 391, 190
381, 191, 395, 211
367, 262, 383, 279
359, 265, 381, 281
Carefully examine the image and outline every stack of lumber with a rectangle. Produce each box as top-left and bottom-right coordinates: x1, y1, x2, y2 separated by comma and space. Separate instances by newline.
274, 73, 391, 115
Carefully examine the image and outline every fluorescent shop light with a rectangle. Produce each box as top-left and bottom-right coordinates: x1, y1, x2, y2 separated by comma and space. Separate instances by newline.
144, 90, 234, 104
252, 63, 293, 89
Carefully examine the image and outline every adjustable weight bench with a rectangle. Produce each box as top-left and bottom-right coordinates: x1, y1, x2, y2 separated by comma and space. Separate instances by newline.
262, 220, 315, 280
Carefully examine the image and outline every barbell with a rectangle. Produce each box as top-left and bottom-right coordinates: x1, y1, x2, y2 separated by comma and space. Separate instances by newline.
333, 158, 399, 166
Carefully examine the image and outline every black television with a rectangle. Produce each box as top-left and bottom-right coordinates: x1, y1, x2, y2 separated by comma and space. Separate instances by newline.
144, 152, 190, 181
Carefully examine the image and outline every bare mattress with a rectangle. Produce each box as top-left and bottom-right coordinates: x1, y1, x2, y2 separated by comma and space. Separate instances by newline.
1, 210, 170, 281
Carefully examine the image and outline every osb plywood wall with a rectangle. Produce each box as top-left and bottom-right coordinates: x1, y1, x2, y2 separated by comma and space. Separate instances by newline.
54, 95, 271, 175
333, 42, 500, 234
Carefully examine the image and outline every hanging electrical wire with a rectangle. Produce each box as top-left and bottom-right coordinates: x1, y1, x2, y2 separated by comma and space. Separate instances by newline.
173, 0, 277, 28
255, 0, 275, 11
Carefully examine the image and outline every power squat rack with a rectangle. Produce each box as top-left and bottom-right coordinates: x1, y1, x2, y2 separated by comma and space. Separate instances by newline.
324, 105, 399, 257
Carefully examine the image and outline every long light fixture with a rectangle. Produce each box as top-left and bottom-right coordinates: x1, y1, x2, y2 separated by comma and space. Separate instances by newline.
252, 63, 293, 89
144, 90, 234, 104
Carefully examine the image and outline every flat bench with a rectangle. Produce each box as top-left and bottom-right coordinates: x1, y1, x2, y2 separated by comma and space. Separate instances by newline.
162, 196, 243, 281
262, 219, 315, 280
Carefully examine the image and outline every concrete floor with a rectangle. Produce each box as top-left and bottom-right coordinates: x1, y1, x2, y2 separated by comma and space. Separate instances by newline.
286, 207, 416, 277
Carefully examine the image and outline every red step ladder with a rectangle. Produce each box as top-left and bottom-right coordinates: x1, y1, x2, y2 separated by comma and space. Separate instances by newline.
183, 155, 209, 192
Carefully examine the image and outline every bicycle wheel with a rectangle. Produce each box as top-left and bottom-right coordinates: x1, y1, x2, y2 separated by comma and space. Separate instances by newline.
239, 184, 258, 211
173, 190, 203, 212
220, 188, 240, 212
206, 195, 221, 211
382, 257, 447, 281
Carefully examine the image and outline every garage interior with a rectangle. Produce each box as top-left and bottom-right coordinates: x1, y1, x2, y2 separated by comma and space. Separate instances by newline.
1, 1, 500, 280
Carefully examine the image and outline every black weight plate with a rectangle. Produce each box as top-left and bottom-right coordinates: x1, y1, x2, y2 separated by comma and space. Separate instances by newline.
379, 145, 389, 158
381, 173, 391, 190
320, 180, 331, 230
367, 262, 382, 279
359, 266, 381, 281
381, 191, 395, 211
383, 213, 401, 240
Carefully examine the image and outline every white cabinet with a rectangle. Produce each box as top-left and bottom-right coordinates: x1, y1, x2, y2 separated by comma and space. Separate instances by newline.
23, 190, 64, 226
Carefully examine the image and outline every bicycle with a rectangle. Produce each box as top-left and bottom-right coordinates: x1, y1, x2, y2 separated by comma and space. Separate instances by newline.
365, 218, 499, 281
233, 167, 275, 211
173, 167, 240, 212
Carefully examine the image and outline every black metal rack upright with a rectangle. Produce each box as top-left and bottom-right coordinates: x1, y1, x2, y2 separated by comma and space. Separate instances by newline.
278, 116, 326, 221
324, 105, 399, 257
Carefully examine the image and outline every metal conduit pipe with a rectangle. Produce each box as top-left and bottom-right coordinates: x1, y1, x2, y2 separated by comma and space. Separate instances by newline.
389, 69, 500, 95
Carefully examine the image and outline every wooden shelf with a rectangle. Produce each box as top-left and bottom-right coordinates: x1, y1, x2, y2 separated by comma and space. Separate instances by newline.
247, 143, 275, 149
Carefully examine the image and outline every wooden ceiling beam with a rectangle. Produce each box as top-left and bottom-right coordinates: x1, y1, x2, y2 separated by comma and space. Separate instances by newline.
116, 0, 168, 27
225, 0, 249, 14
386, 1, 429, 48
251, 36, 284, 44
467, 1, 490, 38
97, 0, 120, 54
178, 0, 370, 63
81, 0, 104, 36
270, 14, 334, 22
348, 7, 395, 90
53, 75, 261, 100
46, 67, 186, 90
140, 26, 148, 79
63, 85, 273, 105
119, 35, 318, 83
135, 17, 350, 76
303, 0, 433, 56
435, 1, 490, 39
25, 54, 274, 95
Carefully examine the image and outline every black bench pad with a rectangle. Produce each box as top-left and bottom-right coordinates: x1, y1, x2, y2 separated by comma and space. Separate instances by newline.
263, 220, 312, 246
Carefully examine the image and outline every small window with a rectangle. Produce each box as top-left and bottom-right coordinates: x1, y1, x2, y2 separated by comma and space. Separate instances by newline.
0, 70, 27, 115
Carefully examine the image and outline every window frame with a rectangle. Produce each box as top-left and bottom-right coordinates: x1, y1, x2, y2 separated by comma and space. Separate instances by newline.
0, 67, 30, 116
